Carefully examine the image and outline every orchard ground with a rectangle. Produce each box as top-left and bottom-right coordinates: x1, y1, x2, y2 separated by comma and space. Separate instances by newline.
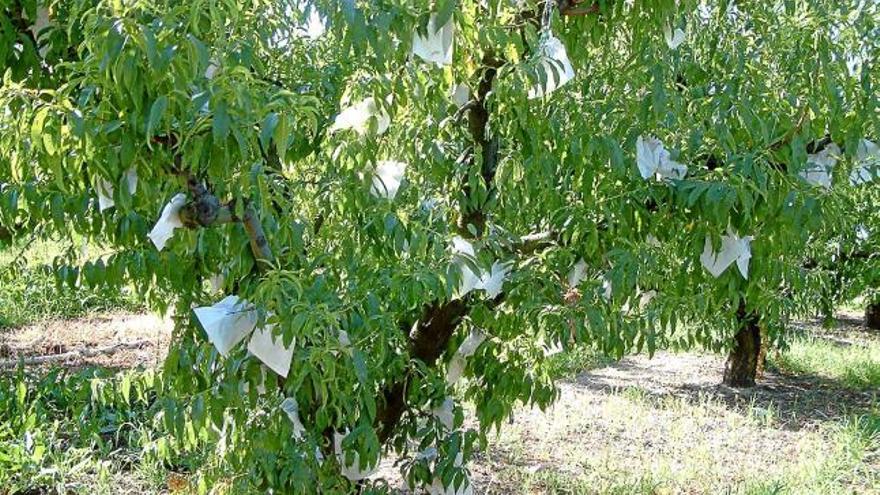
1, 301, 877, 493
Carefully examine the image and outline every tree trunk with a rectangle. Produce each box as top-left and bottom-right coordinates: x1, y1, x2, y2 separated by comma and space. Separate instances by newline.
723, 306, 762, 388
866, 302, 880, 330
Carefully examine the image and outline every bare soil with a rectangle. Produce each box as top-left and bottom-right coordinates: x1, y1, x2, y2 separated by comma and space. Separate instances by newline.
0, 312, 172, 370
2, 311, 877, 493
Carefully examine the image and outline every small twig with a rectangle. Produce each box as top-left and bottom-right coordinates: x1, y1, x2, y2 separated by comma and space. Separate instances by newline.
0, 340, 150, 368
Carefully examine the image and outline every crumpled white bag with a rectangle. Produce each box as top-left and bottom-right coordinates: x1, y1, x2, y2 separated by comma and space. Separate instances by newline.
280, 397, 307, 441
601, 276, 613, 301
205, 58, 220, 79
664, 25, 686, 49
528, 35, 575, 99
636, 136, 688, 181
700, 231, 753, 279
446, 329, 487, 385
334, 431, 380, 481
148, 193, 187, 251
450, 237, 512, 299
850, 139, 880, 186
800, 143, 841, 189
451, 236, 480, 297
248, 323, 294, 377
97, 168, 138, 212
477, 261, 512, 299
412, 13, 455, 67
193, 295, 258, 357
371, 160, 407, 199
567, 259, 587, 288
208, 273, 225, 293
542, 339, 565, 356
330, 97, 390, 135
431, 396, 455, 430
449, 83, 470, 108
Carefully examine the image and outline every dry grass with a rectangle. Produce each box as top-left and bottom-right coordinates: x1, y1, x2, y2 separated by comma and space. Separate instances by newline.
0, 312, 172, 369
460, 313, 880, 494
2, 310, 878, 494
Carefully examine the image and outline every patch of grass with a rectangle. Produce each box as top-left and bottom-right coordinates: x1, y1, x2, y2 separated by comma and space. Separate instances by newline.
486, 375, 880, 495
750, 410, 880, 494
0, 366, 168, 494
544, 347, 615, 379
770, 333, 880, 390
0, 239, 141, 329
506, 467, 662, 494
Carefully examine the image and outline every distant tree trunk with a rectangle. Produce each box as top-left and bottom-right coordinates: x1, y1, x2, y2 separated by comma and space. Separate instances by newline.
723, 304, 762, 388
866, 302, 880, 331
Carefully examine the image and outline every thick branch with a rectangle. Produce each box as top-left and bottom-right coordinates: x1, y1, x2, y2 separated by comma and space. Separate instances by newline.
242, 204, 275, 267
0, 340, 149, 368
559, 0, 600, 16
376, 0, 603, 443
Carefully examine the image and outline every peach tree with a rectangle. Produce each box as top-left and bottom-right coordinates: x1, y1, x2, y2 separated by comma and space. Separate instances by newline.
1, 0, 878, 491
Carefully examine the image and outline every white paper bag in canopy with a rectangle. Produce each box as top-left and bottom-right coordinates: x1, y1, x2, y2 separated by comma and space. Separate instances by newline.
412, 13, 455, 66
567, 259, 587, 288
451, 236, 480, 297
248, 323, 294, 377
194, 295, 258, 357
446, 329, 487, 385
97, 168, 138, 212
636, 136, 688, 181
370, 160, 407, 199
476, 261, 512, 299
850, 139, 880, 186
280, 397, 307, 441
330, 97, 390, 135
700, 232, 753, 279
148, 193, 187, 251
431, 396, 455, 430
449, 83, 470, 108
664, 25, 686, 49
528, 35, 575, 99
800, 143, 841, 189
334, 431, 380, 481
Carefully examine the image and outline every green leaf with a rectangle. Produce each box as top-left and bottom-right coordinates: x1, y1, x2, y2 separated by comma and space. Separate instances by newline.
213, 101, 230, 142
31, 107, 49, 148
434, 0, 457, 30
260, 112, 279, 151
146, 96, 168, 138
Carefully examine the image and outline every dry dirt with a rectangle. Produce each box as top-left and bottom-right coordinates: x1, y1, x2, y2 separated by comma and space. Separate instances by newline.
1, 311, 877, 493
0, 312, 172, 370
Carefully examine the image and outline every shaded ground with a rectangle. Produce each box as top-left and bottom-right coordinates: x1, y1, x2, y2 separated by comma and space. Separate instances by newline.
464, 354, 877, 494
460, 312, 880, 494
2, 310, 878, 494
0, 312, 172, 370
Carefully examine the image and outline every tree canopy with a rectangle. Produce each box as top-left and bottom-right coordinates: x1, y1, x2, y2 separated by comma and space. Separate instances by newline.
1, 0, 878, 491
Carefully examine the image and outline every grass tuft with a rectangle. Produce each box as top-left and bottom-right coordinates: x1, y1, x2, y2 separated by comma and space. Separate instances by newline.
771, 333, 880, 390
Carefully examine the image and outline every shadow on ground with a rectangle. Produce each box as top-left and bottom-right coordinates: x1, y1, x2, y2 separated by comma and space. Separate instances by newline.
571, 314, 878, 431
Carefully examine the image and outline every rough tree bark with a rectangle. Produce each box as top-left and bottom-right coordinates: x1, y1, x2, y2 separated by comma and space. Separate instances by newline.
866, 301, 880, 330
723, 303, 762, 388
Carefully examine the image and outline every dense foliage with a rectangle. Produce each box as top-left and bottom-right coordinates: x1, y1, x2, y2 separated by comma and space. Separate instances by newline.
1, 0, 878, 491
